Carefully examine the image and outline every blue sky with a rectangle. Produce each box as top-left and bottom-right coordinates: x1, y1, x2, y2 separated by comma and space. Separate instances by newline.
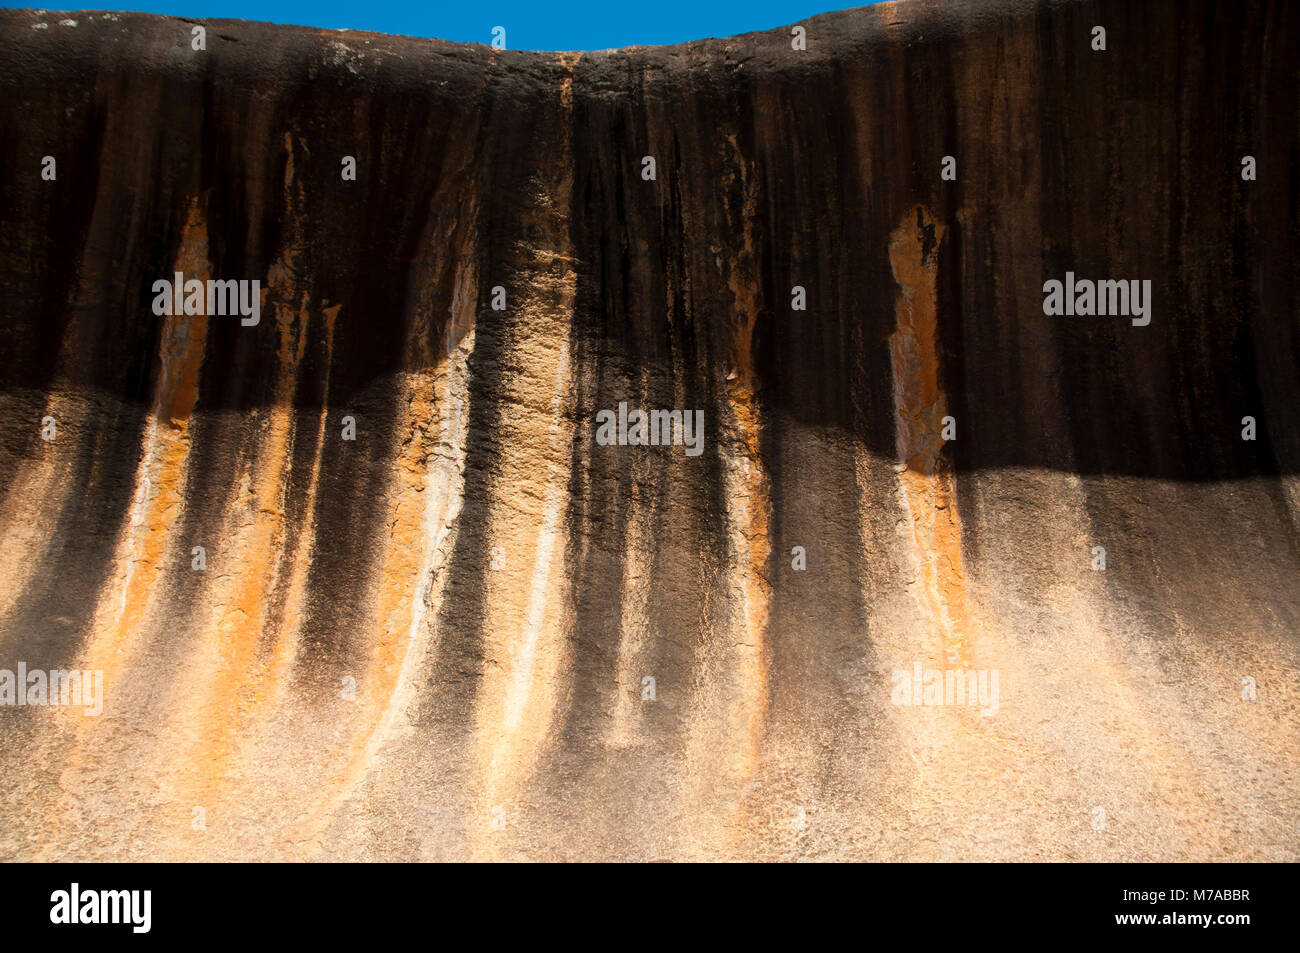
3, 2, 878, 49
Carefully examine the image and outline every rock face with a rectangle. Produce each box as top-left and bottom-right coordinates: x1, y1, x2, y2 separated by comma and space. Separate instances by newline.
0, 0, 1297, 861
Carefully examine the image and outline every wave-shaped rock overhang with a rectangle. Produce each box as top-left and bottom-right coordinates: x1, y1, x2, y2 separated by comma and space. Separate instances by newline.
0, 1, 1296, 861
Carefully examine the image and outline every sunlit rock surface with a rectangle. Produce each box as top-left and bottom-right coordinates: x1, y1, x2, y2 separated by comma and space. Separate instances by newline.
0, 0, 1296, 860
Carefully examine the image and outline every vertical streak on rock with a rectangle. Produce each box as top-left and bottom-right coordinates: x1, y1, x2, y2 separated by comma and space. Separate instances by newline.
288, 236, 480, 855
282, 88, 488, 842
608, 376, 653, 750
472, 53, 581, 843
888, 206, 971, 667
688, 134, 771, 828
270, 303, 340, 684
38, 198, 212, 859
81, 198, 210, 684
292, 353, 476, 854
155, 135, 325, 811
723, 137, 772, 782
193, 301, 341, 837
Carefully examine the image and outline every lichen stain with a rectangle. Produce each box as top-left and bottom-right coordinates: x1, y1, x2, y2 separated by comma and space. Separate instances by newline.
889, 205, 972, 667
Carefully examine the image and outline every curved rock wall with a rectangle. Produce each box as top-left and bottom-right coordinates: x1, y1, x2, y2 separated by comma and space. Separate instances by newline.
0, 0, 1296, 860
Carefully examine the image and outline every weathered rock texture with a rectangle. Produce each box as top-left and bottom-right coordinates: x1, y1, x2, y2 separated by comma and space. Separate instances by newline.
0, 0, 1297, 860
